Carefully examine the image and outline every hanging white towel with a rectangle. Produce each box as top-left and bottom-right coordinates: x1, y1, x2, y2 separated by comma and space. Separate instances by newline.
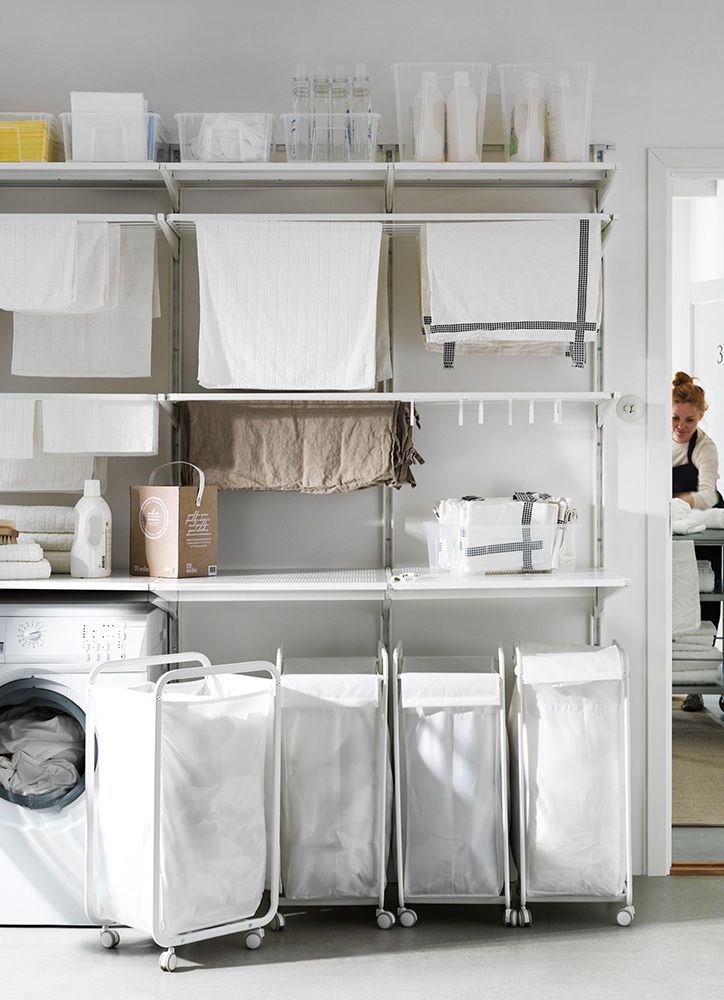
18, 532, 74, 551
12, 227, 156, 378
420, 220, 601, 369
0, 219, 78, 311
0, 454, 106, 493
0, 399, 36, 459
45, 551, 71, 574
0, 542, 43, 562
0, 560, 51, 580
41, 398, 158, 456
196, 219, 383, 390
0, 506, 75, 533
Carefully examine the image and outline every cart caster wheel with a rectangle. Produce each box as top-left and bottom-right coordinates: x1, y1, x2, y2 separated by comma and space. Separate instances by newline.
269, 913, 286, 932
398, 908, 418, 928
159, 949, 177, 972
518, 907, 532, 927
504, 908, 515, 927
509, 909, 519, 928
99, 928, 120, 950
244, 931, 263, 950
616, 906, 635, 927
719, 695, 724, 713
376, 909, 395, 930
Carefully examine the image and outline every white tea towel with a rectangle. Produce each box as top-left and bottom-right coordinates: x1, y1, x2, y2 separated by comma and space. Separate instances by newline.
0, 399, 36, 459
673, 622, 717, 646
12, 226, 156, 378
672, 540, 701, 636
671, 667, 723, 685
425, 339, 569, 357
0, 505, 75, 533
421, 220, 601, 368
41, 398, 158, 456
46, 551, 71, 574
671, 642, 719, 653
18, 532, 73, 552
197, 219, 383, 389
0, 454, 106, 493
698, 560, 716, 593
0, 219, 78, 311
0, 560, 51, 580
0, 542, 43, 562
703, 508, 724, 529
671, 499, 706, 534
376, 235, 392, 382
672, 646, 723, 661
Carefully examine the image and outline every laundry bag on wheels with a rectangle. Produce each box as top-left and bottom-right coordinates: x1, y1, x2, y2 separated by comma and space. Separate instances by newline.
87, 664, 274, 939
509, 642, 632, 909
280, 664, 392, 901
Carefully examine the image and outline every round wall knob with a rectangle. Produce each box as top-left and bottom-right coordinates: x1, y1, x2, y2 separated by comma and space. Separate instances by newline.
616, 395, 644, 423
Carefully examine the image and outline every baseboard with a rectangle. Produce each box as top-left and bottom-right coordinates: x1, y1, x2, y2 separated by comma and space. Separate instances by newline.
670, 861, 724, 875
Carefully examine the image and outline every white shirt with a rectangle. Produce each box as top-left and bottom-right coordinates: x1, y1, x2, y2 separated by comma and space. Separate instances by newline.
672, 428, 720, 510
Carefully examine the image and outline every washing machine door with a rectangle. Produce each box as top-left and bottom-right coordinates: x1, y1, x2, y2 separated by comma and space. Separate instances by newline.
0, 671, 90, 925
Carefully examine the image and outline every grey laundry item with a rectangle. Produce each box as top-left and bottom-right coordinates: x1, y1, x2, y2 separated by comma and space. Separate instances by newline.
181, 400, 424, 493
0, 705, 84, 798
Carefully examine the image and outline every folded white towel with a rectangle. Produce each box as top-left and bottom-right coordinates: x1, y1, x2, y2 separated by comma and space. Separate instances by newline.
420, 219, 602, 369
671, 498, 706, 535
197, 219, 383, 389
673, 622, 717, 645
0, 560, 51, 580
0, 455, 107, 493
12, 226, 156, 378
697, 560, 716, 593
671, 668, 723, 685
0, 505, 75, 533
703, 508, 724, 529
191, 113, 270, 162
46, 551, 71, 574
18, 532, 74, 551
0, 542, 43, 562
0, 399, 36, 459
41, 398, 158, 456
672, 646, 723, 660
0, 219, 78, 311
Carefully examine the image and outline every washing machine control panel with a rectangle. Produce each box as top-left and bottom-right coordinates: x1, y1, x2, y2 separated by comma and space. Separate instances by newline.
0, 610, 166, 664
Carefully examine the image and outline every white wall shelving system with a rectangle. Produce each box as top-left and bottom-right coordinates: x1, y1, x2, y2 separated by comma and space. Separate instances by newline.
0, 157, 629, 651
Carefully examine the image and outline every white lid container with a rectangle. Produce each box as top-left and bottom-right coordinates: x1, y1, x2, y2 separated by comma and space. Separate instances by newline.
60, 111, 169, 162
0, 113, 62, 162
175, 113, 275, 162
498, 63, 595, 162
392, 62, 490, 162
281, 112, 380, 162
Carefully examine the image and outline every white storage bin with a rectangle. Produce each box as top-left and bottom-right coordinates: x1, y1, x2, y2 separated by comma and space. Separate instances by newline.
0, 113, 61, 162
498, 63, 595, 162
175, 113, 274, 162
392, 62, 489, 162
60, 112, 169, 162
281, 113, 380, 162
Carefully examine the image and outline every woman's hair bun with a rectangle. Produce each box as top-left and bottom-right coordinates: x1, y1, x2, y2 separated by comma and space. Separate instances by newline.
672, 371, 708, 413
673, 371, 694, 387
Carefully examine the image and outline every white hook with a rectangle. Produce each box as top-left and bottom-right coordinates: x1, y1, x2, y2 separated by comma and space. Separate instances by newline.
478, 401, 485, 425
554, 398, 563, 424
458, 399, 464, 427
528, 400, 535, 424
508, 399, 514, 426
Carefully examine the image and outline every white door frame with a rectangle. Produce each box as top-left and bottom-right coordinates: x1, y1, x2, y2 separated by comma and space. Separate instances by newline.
647, 148, 724, 875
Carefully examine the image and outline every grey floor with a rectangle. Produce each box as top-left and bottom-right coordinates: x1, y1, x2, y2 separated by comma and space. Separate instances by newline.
3, 877, 724, 1000
672, 695, 724, 860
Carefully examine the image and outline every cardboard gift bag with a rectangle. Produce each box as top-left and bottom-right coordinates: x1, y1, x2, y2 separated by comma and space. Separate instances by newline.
130, 462, 217, 578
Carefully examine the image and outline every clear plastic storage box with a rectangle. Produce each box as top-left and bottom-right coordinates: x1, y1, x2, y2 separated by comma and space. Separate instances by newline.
60, 112, 170, 162
281, 113, 381, 162
175, 113, 275, 162
497, 63, 595, 163
427, 520, 576, 575
0, 113, 61, 162
392, 62, 490, 162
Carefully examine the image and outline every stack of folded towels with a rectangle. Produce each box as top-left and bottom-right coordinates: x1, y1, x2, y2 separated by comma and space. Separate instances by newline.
0, 505, 75, 577
672, 621, 723, 684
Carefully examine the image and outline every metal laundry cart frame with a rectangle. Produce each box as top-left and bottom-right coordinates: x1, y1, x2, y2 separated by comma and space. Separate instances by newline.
85, 651, 282, 972
275, 643, 395, 929
391, 643, 513, 927
512, 639, 634, 927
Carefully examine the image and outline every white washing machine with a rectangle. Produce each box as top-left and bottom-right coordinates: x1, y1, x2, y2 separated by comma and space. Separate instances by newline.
0, 599, 168, 925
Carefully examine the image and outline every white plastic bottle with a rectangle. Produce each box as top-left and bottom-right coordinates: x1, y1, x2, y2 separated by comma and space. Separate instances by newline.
70, 480, 112, 579
508, 73, 545, 162
446, 70, 479, 162
413, 71, 445, 162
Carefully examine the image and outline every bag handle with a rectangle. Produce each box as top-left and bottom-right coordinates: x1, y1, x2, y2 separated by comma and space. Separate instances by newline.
148, 461, 205, 508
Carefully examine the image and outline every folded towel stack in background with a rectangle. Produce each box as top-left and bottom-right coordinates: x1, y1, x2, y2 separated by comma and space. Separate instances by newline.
0, 505, 76, 576
698, 560, 716, 593
671, 621, 722, 686
0, 539, 50, 580
181, 400, 424, 493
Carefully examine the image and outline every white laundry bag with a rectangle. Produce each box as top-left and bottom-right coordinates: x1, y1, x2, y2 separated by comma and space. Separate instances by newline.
88, 673, 273, 937
400, 671, 504, 897
280, 672, 391, 899
509, 644, 627, 898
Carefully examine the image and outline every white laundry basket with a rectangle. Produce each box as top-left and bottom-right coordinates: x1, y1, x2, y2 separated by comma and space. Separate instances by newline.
391, 646, 513, 927
278, 647, 394, 928
507, 641, 634, 927
85, 653, 281, 972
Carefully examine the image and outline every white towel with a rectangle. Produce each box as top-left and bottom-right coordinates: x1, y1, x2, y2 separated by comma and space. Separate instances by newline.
18, 532, 74, 551
672, 540, 701, 636
196, 219, 383, 390
425, 339, 568, 357
0, 560, 51, 580
0, 454, 107, 493
673, 622, 717, 646
671, 499, 706, 535
41, 398, 158, 456
0, 399, 36, 459
672, 668, 723, 685
12, 227, 156, 378
672, 646, 723, 661
0, 542, 43, 562
0, 219, 78, 311
0, 506, 75, 533
420, 220, 601, 368
46, 551, 71, 574
698, 560, 716, 593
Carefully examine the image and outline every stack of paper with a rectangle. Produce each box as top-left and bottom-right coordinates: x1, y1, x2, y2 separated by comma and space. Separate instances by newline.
69, 92, 149, 161
0, 118, 59, 161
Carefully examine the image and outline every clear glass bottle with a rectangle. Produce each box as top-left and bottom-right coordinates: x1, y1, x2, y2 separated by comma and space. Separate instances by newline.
350, 63, 372, 159
312, 66, 331, 161
290, 63, 310, 159
331, 66, 350, 159
351, 62, 371, 112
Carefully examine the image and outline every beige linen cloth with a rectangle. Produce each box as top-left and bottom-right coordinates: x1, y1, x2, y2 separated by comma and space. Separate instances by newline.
181, 401, 423, 493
